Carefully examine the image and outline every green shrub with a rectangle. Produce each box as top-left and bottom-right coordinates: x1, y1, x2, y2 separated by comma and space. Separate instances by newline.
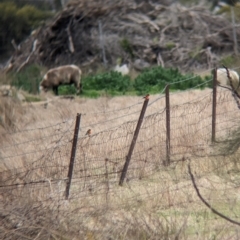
81, 89, 101, 98
11, 64, 43, 94
58, 85, 77, 95
133, 66, 211, 95
0, 2, 52, 54
0, 0, 59, 11
17, 5, 52, 29
9, 64, 212, 97
165, 41, 176, 50
82, 71, 132, 94
120, 38, 134, 58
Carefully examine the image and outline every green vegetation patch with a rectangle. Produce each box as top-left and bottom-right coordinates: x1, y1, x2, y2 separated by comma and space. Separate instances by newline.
134, 66, 211, 95
58, 85, 78, 96
6, 64, 212, 97
82, 71, 132, 94
10, 64, 43, 94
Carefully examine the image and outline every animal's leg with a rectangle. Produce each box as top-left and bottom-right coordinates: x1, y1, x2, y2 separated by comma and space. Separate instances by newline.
53, 86, 58, 95
80, 83, 83, 93
74, 81, 81, 94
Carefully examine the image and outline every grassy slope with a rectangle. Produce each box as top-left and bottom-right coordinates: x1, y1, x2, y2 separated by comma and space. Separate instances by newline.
1, 89, 240, 239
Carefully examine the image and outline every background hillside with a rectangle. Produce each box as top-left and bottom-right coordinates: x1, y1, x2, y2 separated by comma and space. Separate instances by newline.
3, 0, 240, 75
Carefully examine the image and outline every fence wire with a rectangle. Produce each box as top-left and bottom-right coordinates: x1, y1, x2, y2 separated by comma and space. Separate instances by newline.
1, 87, 240, 239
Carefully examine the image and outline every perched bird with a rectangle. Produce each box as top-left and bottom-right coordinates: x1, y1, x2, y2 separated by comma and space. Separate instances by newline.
143, 94, 150, 100
85, 129, 91, 136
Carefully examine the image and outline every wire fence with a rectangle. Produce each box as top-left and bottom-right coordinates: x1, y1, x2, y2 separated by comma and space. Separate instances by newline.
1, 71, 240, 238
1, 86, 240, 194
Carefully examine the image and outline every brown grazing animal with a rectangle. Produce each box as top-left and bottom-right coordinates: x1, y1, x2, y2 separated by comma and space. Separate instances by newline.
39, 65, 82, 95
216, 68, 240, 95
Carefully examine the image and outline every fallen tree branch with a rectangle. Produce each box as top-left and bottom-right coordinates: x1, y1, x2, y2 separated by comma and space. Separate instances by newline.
66, 19, 75, 53
188, 164, 240, 226
17, 55, 32, 73
11, 39, 21, 53
157, 52, 164, 67
4, 57, 14, 74
17, 39, 38, 73
125, 13, 159, 31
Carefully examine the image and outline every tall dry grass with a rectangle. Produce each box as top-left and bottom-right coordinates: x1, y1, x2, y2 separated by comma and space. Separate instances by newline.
1, 88, 240, 239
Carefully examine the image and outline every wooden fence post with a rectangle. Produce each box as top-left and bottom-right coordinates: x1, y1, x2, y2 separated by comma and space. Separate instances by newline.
119, 96, 149, 186
165, 85, 171, 166
212, 68, 217, 143
65, 113, 81, 199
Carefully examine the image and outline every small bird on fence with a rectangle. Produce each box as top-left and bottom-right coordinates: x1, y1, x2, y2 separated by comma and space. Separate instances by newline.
143, 94, 150, 100
85, 129, 91, 137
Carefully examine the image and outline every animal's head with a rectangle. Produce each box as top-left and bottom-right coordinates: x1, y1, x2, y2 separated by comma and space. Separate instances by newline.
39, 76, 49, 93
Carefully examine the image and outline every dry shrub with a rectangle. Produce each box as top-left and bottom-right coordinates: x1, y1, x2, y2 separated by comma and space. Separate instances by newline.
0, 69, 21, 117
1, 89, 240, 239
0, 97, 25, 131
0, 71, 10, 85
0, 95, 27, 161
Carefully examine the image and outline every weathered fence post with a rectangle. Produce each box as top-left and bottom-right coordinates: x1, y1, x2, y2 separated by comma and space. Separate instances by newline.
65, 113, 81, 200
119, 96, 149, 186
165, 85, 171, 166
212, 68, 217, 143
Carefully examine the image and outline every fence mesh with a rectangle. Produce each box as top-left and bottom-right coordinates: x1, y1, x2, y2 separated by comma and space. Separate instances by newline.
1, 87, 240, 239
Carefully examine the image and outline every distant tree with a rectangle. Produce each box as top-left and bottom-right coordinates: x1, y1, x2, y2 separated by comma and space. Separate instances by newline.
0, 2, 52, 54
211, 0, 239, 10
0, 0, 64, 11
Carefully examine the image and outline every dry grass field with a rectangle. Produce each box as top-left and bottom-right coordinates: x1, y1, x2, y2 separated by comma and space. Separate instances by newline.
1, 87, 240, 239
